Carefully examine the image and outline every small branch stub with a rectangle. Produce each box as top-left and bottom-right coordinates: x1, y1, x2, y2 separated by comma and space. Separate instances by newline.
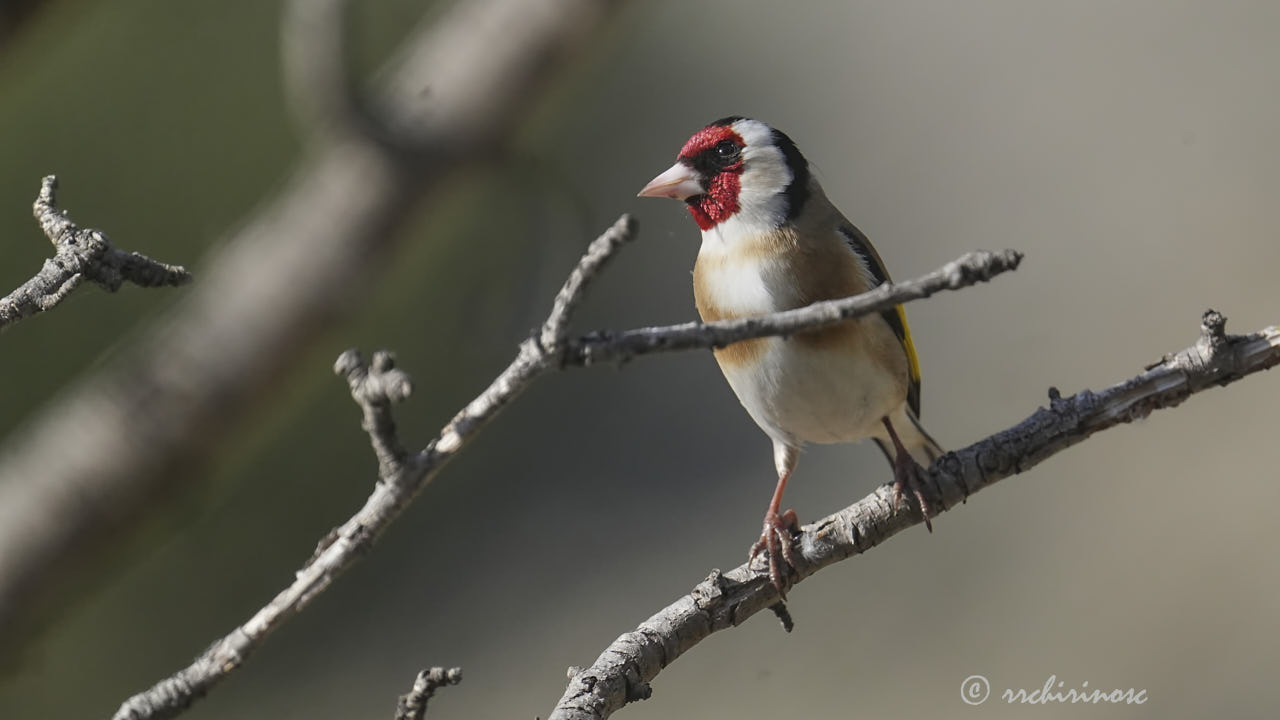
395, 667, 462, 720
0, 176, 191, 330
335, 349, 414, 481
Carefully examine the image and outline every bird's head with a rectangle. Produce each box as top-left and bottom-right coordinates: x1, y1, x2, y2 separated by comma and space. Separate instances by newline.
638, 116, 811, 232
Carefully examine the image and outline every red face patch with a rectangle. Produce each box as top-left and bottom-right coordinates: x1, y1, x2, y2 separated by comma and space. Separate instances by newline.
678, 125, 743, 161
687, 173, 740, 230
679, 123, 746, 230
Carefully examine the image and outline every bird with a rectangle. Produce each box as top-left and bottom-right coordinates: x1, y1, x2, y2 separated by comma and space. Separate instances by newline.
638, 116, 943, 596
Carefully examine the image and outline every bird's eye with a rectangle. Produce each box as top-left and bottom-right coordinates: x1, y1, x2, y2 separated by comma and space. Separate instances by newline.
714, 140, 739, 159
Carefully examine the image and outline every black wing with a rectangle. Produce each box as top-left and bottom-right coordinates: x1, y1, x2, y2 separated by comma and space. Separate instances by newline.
837, 223, 923, 417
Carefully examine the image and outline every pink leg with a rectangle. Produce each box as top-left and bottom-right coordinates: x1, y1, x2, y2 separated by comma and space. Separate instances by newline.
749, 446, 802, 597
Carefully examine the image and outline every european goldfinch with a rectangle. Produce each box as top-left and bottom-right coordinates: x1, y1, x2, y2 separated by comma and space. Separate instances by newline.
639, 116, 943, 595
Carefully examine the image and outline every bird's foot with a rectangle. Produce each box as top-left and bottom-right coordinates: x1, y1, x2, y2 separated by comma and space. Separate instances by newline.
892, 453, 935, 531
748, 509, 801, 597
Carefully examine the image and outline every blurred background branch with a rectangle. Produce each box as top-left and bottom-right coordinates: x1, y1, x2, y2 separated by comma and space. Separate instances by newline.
0, 0, 623, 666
0, 175, 189, 330
549, 311, 1280, 720
279, 0, 365, 145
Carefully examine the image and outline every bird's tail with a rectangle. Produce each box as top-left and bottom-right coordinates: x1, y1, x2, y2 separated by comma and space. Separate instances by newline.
873, 403, 944, 468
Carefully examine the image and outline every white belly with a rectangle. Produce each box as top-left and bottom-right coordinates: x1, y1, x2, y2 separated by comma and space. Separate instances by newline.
719, 326, 906, 447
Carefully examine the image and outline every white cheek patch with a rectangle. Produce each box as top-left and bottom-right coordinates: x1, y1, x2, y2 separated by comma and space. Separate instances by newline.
732, 119, 792, 230
732, 119, 776, 151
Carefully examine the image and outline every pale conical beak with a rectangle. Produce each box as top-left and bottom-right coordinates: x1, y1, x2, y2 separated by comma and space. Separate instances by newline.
637, 162, 704, 200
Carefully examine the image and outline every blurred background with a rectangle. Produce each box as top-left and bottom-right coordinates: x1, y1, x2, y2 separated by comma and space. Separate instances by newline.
1, 0, 1279, 718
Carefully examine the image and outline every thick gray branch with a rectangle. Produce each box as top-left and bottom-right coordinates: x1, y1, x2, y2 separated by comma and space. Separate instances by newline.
547, 311, 1280, 720
0, 0, 624, 671
0, 176, 190, 330
394, 667, 462, 720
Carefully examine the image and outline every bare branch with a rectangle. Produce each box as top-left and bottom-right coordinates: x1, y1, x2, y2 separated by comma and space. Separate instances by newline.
547, 311, 1280, 720
394, 667, 462, 720
0, 176, 190, 330
0, 0, 623, 662
561, 249, 1022, 366
108, 214, 639, 720
109, 208, 1022, 720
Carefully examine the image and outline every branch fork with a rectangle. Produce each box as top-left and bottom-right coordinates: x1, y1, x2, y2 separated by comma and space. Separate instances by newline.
0, 176, 190, 330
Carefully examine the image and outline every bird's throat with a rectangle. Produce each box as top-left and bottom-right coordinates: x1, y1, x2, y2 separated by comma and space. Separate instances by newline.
686, 173, 741, 230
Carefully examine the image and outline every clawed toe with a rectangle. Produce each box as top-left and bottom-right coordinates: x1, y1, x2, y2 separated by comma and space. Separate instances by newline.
748, 510, 801, 597
892, 455, 934, 531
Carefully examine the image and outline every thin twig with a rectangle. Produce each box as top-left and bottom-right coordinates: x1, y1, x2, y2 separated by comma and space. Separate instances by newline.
108, 212, 1019, 720
394, 667, 462, 720
546, 311, 1280, 720
561, 249, 1022, 366
541, 214, 636, 352
0, 176, 190, 330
